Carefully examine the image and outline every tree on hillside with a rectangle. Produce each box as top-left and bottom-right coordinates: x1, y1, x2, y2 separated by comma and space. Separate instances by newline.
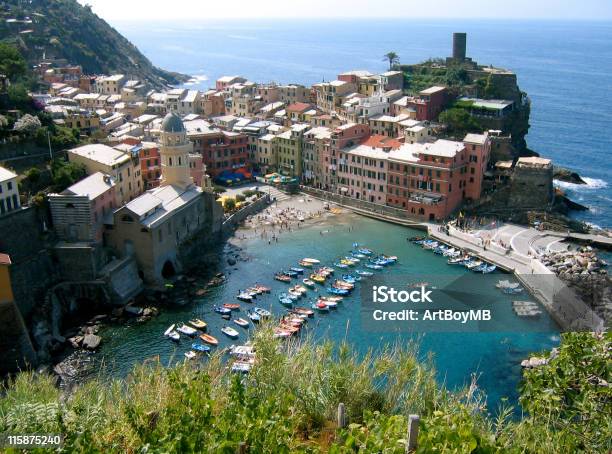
0, 43, 27, 81
383, 52, 400, 70
439, 107, 482, 137
50, 159, 86, 192
13, 114, 41, 135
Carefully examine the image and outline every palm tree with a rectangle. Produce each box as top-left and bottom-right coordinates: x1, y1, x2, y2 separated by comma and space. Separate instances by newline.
383, 52, 400, 70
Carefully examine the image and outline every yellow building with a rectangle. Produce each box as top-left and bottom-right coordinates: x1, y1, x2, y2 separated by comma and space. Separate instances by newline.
68, 144, 142, 206
276, 124, 309, 178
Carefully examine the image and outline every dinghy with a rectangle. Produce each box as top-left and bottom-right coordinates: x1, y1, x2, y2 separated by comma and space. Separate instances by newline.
355, 269, 374, 276
290, 267, 305, 274
191, 343, 211, 353
221, 326, 240, 339
312, 301, 330, 312
334, 262, 349, 269
223, 303, 241, 311
200, 333, 218, 345
246, 310, 261, 323
214, 305, 232, 315
302, 278, 316, 288
184, 351, 197, 360
167, 331, 180, 342
164, 324, 176, 337
189, 319, 207, 330
236, 292, 254, 302
177, 324, 197, 337
292, 307, 315, 317
253, 307, 271, 318
233, 318, 250, 328
365, 263, 383, 270
301, 258, 320, 265
275, 273, 291, 282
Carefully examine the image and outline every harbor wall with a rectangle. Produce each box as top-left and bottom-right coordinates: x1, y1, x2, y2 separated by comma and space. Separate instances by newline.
300, 186, 426, 230
221, 194, 271, 234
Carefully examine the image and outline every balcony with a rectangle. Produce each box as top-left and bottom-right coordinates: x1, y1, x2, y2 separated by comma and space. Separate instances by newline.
408, 192, 443, 206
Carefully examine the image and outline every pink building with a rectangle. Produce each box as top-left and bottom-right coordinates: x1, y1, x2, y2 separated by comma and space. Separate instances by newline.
324, 123, 371, 190
189, 153, 204, 187
48, 172, 116, 243
336, 135, 401, 203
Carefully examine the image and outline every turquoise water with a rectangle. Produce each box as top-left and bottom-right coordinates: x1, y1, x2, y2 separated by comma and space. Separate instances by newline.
114, 19, 612, 228
97, 212, 559, 408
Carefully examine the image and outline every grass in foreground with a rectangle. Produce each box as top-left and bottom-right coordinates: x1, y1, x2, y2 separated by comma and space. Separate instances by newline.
0, 331, 610, 453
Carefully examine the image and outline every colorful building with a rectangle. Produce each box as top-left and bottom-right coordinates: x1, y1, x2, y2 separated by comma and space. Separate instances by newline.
0, 166, 21, 217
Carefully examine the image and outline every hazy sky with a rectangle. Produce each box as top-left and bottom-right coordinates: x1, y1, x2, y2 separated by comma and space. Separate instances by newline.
79, 0, 612, 21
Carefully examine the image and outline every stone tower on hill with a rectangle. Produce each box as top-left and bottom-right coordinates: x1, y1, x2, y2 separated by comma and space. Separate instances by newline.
159, 112, 193, 189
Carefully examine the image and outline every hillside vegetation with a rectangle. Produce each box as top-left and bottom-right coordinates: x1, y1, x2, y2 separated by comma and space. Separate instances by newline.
0, 0, 187, 88
0, 330, 609, 453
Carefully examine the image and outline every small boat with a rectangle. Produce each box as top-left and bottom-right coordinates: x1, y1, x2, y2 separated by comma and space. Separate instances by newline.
230, 344, 256, 358
292, 307, 315, 317
273, 327, 293, 338
408, 236, 425, 243
290, 267, 305, 274
334, 280, 354, 289
345, 256, 360, 263
232, 361, 254, 373
302, 278, 316, 288
189, 319, 207, 330
351, 252, 366, 259
275, 273, 291, 282
321, 266, 335, 275
221, 314, 231, 320
279, 296, 294, 307
496, 280, 520, 289
167, 331, 180, 342
184, 351, 197, 360
448, 256, 468, 265
288, 289, 302, 299
223, 303, 241, 311
355, 269, 373, 277
163, 324, 176, 337
247, 310, 261, 323
254, 284, 271, 293
221, 326, 240, 339
365, 263, 383, 270
465, 260, 483, 270
480, 265, 497, 274
253, 307, 271, 318
214, 305, 232, 315
236, 292, 254, 302
191, 343, 211, 353
342, 274, 360, 283
200, 333, 219, 346
177, 324, 197, 337
234, 317, 249, 328
334, 262, 349, 269
284, 270, 299, 278
310, 273, 326, 283
312, 301, 330, 312
301, 258, 320, 265
340, 259, 355, 266
327, 287, 349, 296
358, 248, 373, 255
298, 259, 314, 267
320, 295, 343, 303
502, 287, 524, 295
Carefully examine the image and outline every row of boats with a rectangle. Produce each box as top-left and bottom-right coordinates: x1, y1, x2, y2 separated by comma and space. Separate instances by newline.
410, 237, 497, 273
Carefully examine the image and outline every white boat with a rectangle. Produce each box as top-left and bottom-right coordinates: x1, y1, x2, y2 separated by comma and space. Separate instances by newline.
184, 351, 197, 360
232, 361, 253, 373
301, 257, 320, 264
496, 280, 520, 289
167, 331, 180, 342
237, 292, 254, 302
253, 307, 271, 318
230, 344, 256, 358
221, 326, 240, 338
163, 324, 176, 336
177, 324, 197, 337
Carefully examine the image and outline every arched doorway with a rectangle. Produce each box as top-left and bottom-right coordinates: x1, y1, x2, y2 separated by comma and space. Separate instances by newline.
161, 260, 176, 279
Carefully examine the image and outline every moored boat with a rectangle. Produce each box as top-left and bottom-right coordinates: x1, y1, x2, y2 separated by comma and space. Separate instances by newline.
223, 303, 241, 311
275, 273, 291, 282
312, 301, 330, 312
191, 342, 211, 353
301, 258, 320, 265
200, 333, 219, 345
184, 351, 197, 360
334, 261, 349, 269
233, 317, 250, 328
177, 324, 197, 337
214, 305, 232, 315
167, 331, 180, 342
221, 326, 240, 339
292, 307, 315, 317
236, 292, 254, 302
189, 319, 207, 330
290, 267, 305, 274
246, 309, 261, 323
364, 263, 383, 270
163, 324, 176, 337
302, 278, 316, 288
355, 269, 374, 276
253, 307, 271, 318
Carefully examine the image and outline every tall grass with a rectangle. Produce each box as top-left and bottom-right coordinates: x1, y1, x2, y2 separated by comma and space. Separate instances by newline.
0, 330, 609, 453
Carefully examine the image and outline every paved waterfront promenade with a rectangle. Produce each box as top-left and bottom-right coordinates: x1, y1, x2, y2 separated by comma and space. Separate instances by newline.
428, 224, 605, 332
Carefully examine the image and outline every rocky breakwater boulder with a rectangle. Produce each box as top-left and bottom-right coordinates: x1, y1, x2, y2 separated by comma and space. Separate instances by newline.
541, 247, 610, 324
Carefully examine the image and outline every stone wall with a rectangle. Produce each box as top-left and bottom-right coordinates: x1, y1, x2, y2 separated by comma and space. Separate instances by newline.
508, 165, 553, 209
221, 194, 271, 234
0, 207, 59, 317
0, 300, 37, 373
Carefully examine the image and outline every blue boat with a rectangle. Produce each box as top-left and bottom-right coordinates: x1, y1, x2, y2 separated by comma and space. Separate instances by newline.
290, 267, 304, 274
334, 262, 349, 269
191, 343, 211, 353
247, 309, 261, 322
284, 270, 299, 277
278, 293, 294, 306
327, 287, 349, 296
356, 269, 374, 276
214, 305, 231, 315
342, 274, 360, 283
358, 248, 373, 255
481, 264, 497, 274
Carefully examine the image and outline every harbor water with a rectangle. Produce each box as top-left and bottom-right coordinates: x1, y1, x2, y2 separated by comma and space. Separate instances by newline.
97, 210, 559, 408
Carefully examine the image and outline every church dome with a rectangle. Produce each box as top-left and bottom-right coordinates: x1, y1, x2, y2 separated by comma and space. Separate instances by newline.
161, 112, 185, 133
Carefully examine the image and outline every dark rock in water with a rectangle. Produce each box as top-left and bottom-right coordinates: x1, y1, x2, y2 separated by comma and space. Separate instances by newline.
124, 305, 143, 316
111, 307, 124, 317
227, 258, 237, 266
82, 334, 101, 350
554, 167, 586, 185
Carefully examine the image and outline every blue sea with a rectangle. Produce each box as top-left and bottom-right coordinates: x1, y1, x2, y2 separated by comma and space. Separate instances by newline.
114, 19, 612, 228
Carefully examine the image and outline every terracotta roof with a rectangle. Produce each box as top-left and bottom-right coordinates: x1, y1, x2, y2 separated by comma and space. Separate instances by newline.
360, 135, 402, 150
0, 253, 11, 265
286, 102, 311, 113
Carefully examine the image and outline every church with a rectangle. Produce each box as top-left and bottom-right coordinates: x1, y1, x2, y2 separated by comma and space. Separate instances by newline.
107, 112, 223, 283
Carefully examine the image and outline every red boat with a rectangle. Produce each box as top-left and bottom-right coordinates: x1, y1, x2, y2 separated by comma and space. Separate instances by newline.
275, 274, 291, 282
223, 303, 241, 311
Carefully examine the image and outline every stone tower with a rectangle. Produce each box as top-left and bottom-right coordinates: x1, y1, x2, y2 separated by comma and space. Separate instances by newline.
159, 112, 193, 189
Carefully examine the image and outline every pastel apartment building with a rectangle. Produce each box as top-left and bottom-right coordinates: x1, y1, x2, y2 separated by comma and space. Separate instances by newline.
302, 126, 332, 186
95, 74, 126, 95
0, 167, 21, 217
314, 80, 356, 113
216, 75, 247, 91
48, 172, 116, 243
336, 135, 400, 204
188, 125, 249, 177
68, 144, 143, 206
